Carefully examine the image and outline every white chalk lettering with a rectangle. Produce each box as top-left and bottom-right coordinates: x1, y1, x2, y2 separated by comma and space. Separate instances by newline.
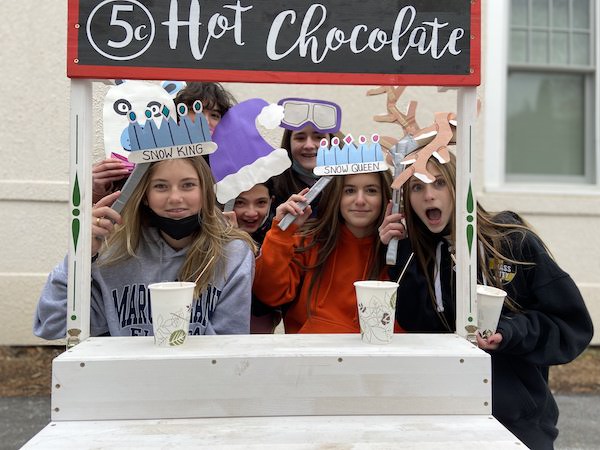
266, 5, 464, 63
161, 0, 252, 60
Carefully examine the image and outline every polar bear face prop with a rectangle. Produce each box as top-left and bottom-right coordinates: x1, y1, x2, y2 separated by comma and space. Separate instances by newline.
103, 80, 182, 158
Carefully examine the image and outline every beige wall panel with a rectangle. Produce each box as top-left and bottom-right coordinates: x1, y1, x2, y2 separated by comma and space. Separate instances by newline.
0, 274, 64, 346
0, 201, 69, 273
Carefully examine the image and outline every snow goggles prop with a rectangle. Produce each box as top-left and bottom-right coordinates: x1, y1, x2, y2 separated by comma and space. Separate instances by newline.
278, 98, 342, 133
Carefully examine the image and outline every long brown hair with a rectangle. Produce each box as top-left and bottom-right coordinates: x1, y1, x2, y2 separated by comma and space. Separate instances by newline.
99, 157, 256, 297
296, 170, 393, 307
402, 152, 548, 316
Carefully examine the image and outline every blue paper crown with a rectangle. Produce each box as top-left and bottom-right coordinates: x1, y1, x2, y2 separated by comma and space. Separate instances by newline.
313, 134, 388, 176
126, 100, 217, 163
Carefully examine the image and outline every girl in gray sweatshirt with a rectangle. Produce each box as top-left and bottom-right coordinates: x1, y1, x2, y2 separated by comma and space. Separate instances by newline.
34, 157, 256, 339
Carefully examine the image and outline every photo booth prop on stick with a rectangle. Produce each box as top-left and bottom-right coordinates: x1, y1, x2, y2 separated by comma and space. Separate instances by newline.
111, 100, 216, 214
367, 86, 458, 265
210, 99, 291, 208
278, 133, 389, 231
275, 96, 343, 231
103, 80, 183, 159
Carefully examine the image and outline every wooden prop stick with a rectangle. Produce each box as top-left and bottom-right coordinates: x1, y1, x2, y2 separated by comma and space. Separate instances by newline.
396, 252, 415, 285
386, 139, 415, 265
278, 176, 333, 231
223, 199, 235, 213
194, 256, 215, 285
110, 163, 150, 214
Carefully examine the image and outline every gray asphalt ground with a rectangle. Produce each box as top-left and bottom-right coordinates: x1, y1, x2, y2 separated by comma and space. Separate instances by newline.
2, 395, 599, 449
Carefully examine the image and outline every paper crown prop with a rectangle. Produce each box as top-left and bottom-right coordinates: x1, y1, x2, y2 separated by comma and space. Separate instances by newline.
103, 80, 184, 160
313, 134, 388, 176
278, 98, 342, 133
126, 101, 216, 164
210, 98, 291, 205
110, 100, 215, 214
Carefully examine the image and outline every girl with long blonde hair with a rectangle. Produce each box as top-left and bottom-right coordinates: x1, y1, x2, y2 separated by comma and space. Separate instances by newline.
35, 157, 256, 338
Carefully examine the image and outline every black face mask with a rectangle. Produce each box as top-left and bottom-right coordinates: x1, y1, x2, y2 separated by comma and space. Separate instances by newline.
145, 207, 202, 240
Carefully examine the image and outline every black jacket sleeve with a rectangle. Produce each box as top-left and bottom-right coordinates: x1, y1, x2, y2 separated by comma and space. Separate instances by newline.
495, 231, 593, 366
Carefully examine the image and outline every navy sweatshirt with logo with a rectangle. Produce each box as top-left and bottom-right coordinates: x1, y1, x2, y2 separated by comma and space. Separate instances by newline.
390, 212, 593, 450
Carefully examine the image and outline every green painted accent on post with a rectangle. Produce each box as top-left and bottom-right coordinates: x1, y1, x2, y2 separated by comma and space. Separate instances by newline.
467, 215, 473, 222
72, 218, 80, 252
467, 224, 474, 254
71, 315, 77, 321
72, 208, 80, 216
468, 316, 473, 322
467, 183, 474, 214
72, 175, 81, 207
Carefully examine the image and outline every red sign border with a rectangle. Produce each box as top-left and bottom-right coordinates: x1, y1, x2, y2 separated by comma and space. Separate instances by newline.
67, 0, 481, 86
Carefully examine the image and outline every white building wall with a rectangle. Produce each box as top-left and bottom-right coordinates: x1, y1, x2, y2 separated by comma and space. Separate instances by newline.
1, 1, 597, 345
1, 2, 70, 345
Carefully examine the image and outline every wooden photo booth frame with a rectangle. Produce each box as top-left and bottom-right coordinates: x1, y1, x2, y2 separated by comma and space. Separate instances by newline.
66, 0, 481, 343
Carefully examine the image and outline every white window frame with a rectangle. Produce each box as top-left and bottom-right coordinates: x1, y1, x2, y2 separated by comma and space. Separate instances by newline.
483, 0, 600, 195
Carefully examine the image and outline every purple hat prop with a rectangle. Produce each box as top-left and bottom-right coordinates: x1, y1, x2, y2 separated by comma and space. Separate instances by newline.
210, 98, 291, 205
278, 98, 342, 133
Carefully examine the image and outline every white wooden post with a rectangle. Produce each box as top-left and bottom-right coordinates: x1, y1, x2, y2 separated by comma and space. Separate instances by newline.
67, 79, 94, 346
455, 87, 478, 339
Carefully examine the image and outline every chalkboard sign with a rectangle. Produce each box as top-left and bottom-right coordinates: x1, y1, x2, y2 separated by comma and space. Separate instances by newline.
67, 0, 480, 86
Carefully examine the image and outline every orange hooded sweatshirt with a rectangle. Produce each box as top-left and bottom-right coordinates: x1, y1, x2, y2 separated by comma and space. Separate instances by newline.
253, 219, 391, 334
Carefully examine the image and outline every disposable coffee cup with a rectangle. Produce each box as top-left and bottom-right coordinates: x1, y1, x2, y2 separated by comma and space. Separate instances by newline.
354, 280, 399, 344
476, 285, 507, 339
148, 281, 195, 347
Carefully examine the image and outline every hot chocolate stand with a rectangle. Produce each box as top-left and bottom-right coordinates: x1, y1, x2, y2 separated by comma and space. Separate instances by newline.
25, 1, 523, 447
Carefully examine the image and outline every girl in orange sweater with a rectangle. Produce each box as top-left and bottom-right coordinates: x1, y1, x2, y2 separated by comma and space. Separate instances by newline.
253, 170, 392, 333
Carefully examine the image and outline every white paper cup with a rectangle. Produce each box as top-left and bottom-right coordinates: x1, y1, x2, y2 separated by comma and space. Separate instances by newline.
354, 280, 399, 344
148, 281, 195, 347
476, 285, 507, 339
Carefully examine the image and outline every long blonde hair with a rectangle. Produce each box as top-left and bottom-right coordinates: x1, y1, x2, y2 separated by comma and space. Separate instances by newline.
99, 157, 256, 297
402, 153, 547, 319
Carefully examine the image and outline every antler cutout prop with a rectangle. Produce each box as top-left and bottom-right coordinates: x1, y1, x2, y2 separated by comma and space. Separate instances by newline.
367, 86, 419, 150
368, 85, 458, 264
391, 112, 455, 190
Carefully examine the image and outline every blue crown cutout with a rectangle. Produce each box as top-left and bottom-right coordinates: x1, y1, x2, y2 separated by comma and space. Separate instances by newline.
126, 100, 217, 164
314, 134, 388, 176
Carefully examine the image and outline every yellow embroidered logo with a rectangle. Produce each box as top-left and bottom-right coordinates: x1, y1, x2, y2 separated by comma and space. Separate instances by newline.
489, 259, 516, 282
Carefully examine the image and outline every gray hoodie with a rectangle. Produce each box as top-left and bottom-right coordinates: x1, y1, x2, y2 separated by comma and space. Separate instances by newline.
34, 227, 254, 339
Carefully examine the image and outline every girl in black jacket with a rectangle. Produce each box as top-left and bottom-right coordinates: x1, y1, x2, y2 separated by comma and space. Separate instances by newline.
379, 151, 593, 450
